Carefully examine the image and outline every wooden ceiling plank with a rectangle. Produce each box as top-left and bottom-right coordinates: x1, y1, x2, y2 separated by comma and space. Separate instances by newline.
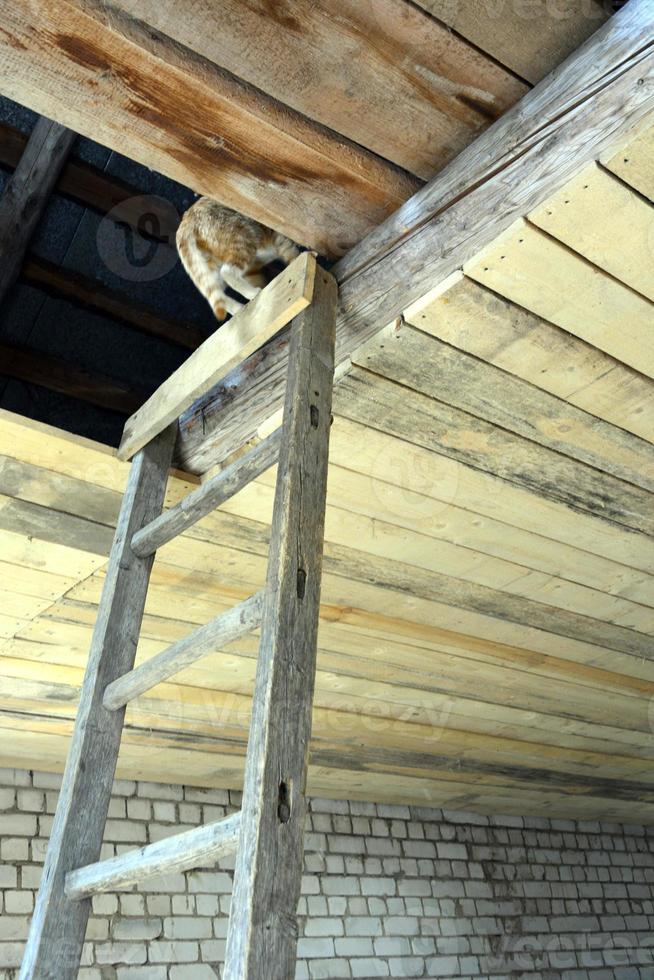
404, 276, 654, 444
0, 0, 419, 257
414, 0, 609, 86
110, 0, 527, 180
334, 366, 654, 538
464, 219, 654, 379
4, 421, 654, 636
529, 162, 654, 301
602, 120, 654, 202
352, 319, 654, 491
5, 655, 654, 774
5, 474, 653, 674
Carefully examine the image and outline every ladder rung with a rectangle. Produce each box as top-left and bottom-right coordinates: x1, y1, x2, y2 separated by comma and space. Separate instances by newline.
131, 428, 282, 557
65, 811, 241, 900
103, 591, 265, 710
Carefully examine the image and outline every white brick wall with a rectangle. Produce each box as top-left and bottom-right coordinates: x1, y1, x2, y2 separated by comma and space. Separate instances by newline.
0, 768, 653, 978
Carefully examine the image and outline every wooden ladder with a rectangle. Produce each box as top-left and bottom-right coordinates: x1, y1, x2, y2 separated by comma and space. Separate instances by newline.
20, 267, 338, 980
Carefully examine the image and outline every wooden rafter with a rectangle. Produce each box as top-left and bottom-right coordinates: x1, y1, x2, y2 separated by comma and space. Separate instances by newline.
0, 120, 179, 244
22, 257, 207, 351
0, 342, 149, 414
0, 115, 75, 305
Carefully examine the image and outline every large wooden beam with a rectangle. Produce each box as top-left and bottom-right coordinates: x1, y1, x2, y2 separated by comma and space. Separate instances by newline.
224, 269, 337, 978
0, 115, 75, 305
173, 0, 654, 474
110, 0, 527, 180
0, 0, 418, 258
20, 425, 175, 980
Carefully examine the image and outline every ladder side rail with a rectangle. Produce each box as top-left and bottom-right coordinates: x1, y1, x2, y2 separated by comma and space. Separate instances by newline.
103, 590, 265, 710
224, 268, 338, 979
131, 427, 282, 558
20, 425, 176, 980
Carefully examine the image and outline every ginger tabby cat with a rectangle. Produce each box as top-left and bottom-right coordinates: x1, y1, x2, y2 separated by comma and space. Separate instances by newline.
176, 198, 301, 320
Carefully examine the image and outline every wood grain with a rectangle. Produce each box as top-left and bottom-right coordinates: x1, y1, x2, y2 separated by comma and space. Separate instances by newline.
103, 591, 265, 710
414, 0, 609, 85
404, 275, 654, 444
352, 320, 654, 492
225, 269, 337, 978
464, 219, 654, 380
132, 429, 281, 558
0, 0, 419, 257
112, 0, 526, 180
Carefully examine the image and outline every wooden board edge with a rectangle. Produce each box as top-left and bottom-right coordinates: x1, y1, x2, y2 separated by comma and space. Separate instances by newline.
117, 252, 317, 462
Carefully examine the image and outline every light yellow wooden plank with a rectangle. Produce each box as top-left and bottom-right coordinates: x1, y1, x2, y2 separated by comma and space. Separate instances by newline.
464, 219, 654, 379
118, 252, 316, 460
529, 163, 654, 300
602, 121, 654, 202
405, 275, 654, 443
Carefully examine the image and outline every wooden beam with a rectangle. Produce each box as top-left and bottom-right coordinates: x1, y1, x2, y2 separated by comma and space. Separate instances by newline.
21, 425, 175, 980
22, 256, 207, 351
224, 268, 337, 978
0, 342, 149, 414
414, 0, 610, 85
0, 120, 179, 244
110, 0, 527, 180
131, 429, 282, 558
0, 115, 75, 304
65, 811, 241, 899
102, 591, 265, 710
172, 0, 654, 473
0, 0, 418, 258
118, 252, 316, 461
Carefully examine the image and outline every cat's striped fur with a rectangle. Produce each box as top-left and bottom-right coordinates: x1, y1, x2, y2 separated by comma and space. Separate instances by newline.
176, 198, 300, 320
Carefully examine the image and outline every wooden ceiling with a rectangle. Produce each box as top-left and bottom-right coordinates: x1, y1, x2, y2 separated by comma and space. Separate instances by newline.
0, 0, 609, 256
1, 115, 653, 821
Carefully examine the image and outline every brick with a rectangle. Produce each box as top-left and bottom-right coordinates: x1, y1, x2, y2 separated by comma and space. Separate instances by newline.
169, 968, 219, 979
95, 942, 147, 965
351, 957, 390, 977
0, 814, 37, 836
163, 917, 212, 940
115, 969, 168, 980
0, 916, 30, 941
1, 837, 29, 861
112, 918, 162, 941
296, 939, 335, 959
0, 943, 24, 968
148, 941, 199, 963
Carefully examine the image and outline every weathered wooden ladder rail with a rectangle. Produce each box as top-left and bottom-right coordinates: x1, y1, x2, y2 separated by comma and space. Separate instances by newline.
21, 252, 339, 980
